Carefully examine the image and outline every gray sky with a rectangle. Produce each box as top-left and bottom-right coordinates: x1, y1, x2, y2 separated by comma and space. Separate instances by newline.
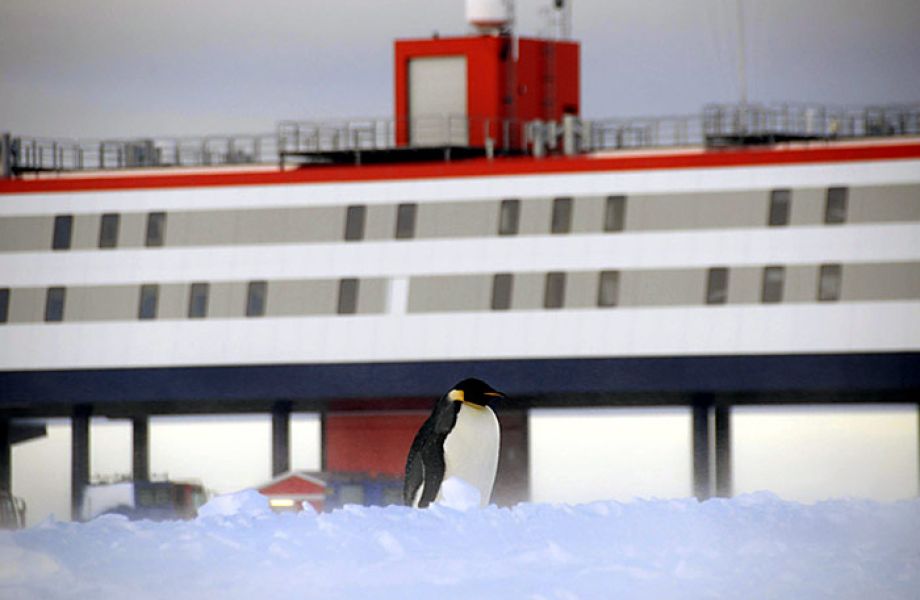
2, 0, 919, 138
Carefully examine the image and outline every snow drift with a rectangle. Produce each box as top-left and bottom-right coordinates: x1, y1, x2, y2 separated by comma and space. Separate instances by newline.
2, 486, 918, 600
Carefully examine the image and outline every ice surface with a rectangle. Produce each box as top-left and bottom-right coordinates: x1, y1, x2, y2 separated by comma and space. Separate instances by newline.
1, 491, 918, 600
196, 488, 272, 519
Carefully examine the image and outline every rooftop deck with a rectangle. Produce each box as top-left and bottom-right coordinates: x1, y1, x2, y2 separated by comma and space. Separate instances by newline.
3, 102, 918, 179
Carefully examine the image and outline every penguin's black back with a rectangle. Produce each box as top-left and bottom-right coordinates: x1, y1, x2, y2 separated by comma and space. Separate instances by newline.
402, 395, 461, 507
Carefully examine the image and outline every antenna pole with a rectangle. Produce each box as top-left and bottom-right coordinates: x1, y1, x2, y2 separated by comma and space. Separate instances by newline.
736, 0, 747, 107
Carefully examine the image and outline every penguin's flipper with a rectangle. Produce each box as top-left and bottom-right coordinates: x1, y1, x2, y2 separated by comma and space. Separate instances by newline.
417, 440, 446, 508
403, 447, 424, 506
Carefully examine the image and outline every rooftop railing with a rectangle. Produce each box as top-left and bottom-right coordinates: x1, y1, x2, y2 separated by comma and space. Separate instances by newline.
3, 103, 918, 177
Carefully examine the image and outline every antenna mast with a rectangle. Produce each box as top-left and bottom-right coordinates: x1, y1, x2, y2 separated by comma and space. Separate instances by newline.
736, 0, 747, 107
554, 0, 572, 39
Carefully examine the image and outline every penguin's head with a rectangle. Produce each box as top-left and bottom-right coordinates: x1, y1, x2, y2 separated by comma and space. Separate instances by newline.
446, 378, 505, 409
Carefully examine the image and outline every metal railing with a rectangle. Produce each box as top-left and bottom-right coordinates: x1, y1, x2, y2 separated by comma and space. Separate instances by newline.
277, 115, 535, 156
6, 134, 280, 174
587, 115, 705, 150
4, 102, 919, 177
703, 103, 920, 143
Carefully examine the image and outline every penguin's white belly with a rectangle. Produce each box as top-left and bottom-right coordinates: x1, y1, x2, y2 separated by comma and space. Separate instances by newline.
439, 404, 500, 507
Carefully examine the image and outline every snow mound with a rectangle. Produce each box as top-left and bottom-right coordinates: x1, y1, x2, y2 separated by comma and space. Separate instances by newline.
436, 476, 481, 510
1, 494, 918, 600
196, 489, 271, 518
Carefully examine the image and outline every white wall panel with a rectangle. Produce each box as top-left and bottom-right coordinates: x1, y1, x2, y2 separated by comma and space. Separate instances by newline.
2, 159, 918, 217
1, 302, 917, 370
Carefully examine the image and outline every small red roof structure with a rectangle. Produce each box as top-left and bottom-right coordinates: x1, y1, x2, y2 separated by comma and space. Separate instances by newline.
257, 471, 328, 512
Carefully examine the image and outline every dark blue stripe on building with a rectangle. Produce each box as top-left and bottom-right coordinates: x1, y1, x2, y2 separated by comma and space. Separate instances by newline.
1, 352, 918, 415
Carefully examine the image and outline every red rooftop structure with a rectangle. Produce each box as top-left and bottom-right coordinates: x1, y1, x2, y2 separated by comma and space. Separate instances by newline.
394, 35, 579, 149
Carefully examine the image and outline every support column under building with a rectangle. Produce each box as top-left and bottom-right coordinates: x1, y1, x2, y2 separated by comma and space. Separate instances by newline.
493, 409, 530, 506
271, 402, 291, 477
132, 417, 149, 482
714, 403, 732, 498
71, 406, 91, 521
0, 417, 10, 494
692, 396, 712, 501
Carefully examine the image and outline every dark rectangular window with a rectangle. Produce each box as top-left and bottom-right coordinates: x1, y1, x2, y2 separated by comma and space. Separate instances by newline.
188, 283, 209, 318
138, 284, 159, 320
597, 270, 620, 307
498, 199, 520, 236
768, 190, 791, 226
52, 215, 73, 250
825, 187, 848, 224
491, 273, 513, 310
246, 281, 267, 317
761, 266, 784, 303
395, 203, 417, 239
0, 288, 9, 323
544, 272, 566, 309
818, 264, 842, 302
604, 196, 626, 232
706, 267, 729, 305
344, 205, 366, 241
45, 287, 65, 322
145, 212, 166, 247
551, 197, 572, 234
98, 213, 120, 248
337, 278, 359, 314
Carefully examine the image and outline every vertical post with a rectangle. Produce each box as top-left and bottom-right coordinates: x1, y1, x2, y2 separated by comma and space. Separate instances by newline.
71, 405, 91, 521
319, 410, 327, 471
0, 417, 10, 494
271, 402, 291, 476
1, 133, 12, 179
492, 409, 530, 507
562, 114, 578, 156
736, 0, 748, 109
714, 403, 733, 498
692, 396, 712, 501
132, 416, 149, 482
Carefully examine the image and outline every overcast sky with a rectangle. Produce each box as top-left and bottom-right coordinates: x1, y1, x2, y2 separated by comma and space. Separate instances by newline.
1, 0, 919, 138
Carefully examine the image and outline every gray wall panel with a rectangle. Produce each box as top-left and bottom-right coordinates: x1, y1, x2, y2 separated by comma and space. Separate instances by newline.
619, 269, 707, 306
572, 196, 606, 234
365, 204, 397, 241
0, 217, 52, 252
416, 201, 497, 239
118, 213, 147, 248
158, 284, 189, 319
408, 274, 490, 313
67, 285, 138, 321
167, 210, 238, 246
71, 214, 100, 249
356, 278, 388, 314
841, 262, 920, 301
789, 188, 825, 226
266, 280, 337, 316
510, 273, 545, 310
518, 198, 552, 235
8, 288, 44, 323
626, 192, 767, 231
784, 265, 820, 303
726, 267, 761, 304
564, 271, 599, 308
208, 282, 249, 318
849, 185, 920, 223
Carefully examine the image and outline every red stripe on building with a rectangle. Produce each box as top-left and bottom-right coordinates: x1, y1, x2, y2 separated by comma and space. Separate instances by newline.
2, 142, 919, 195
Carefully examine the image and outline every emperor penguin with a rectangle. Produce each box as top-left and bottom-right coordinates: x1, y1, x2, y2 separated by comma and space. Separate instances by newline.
403, 378, 505, 508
